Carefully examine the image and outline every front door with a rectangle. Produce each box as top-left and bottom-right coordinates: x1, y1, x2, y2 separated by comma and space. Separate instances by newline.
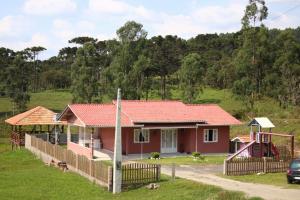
161, 129, 177, 153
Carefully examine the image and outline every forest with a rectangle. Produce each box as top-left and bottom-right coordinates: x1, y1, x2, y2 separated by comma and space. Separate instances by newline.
0, 0, 299, 116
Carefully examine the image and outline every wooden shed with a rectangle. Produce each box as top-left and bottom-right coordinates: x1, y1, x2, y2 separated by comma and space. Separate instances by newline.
5, 106, 64, 148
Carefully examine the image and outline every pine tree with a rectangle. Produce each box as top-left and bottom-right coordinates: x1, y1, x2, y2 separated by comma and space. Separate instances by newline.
6, 55, 30, 112
71, 43, 99, 103
179, 53, 205, 103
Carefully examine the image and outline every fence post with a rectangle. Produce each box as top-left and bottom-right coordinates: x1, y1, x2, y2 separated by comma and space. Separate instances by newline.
89, 159, 93, 177
223, 160, 227, 175
171, 163, 176, 180
157, 165, 161, 181
76, 154, 79, 171
263, 157, 267, 173
64, 149, 67, 161
108, 166, 113, 192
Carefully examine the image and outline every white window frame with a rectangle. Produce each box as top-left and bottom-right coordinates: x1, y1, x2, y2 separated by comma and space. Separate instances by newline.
204, 129, 218, 143
134, 129, 150, 143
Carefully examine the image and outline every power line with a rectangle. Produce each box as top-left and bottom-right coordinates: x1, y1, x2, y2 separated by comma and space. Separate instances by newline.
269, 3, 300, 21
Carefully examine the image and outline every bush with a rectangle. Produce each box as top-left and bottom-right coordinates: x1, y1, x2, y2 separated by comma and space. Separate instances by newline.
150, 152, 160, 159
192, 152, 204, 160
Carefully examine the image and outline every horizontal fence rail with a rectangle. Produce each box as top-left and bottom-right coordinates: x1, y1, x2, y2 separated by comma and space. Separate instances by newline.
224, 157, 291, 176
30, 135, 111, 187
29, 135, 160, 191
122, 163, 160, 188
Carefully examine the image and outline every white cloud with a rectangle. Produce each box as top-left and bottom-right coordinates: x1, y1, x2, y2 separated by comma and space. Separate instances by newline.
0, 33, 50, 50
23, 0, 77, 15
52, 18, 115, 44
87, 0, 154, 20
88, 0, 130, 14
0, 15, 30, 37
152, 14, 204, 38
151, 2, 245, 37
266, 14, 299, 29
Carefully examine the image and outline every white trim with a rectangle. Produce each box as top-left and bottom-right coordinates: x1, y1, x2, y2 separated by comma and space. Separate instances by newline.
203, 129, 218, 143
143, 126, 196, 130
133, 129, 150, 143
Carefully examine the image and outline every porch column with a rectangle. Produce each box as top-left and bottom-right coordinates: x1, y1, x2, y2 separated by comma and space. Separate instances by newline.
55, 125, 58, 144
195, 127, 198, 152
83, 127, 86, 147
91, 128, 94, 158
67, 124, 71, 143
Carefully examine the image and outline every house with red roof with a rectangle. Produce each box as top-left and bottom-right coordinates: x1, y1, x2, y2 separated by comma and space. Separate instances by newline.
58, 100, 241, 159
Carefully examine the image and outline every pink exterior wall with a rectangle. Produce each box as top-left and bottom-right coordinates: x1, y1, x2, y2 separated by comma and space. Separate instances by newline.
125, 128, 161, 154
98, 128, 115, 151
97, 126, 230, 154
98, 127, 161, 155
197, 126, 230, 153
68, 141, 93, 159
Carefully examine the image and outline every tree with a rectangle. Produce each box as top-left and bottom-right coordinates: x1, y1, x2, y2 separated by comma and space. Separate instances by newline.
273, 29, 300, 106
24, 46, 47, 92
129, 55, 152, 99
69, 37, 97, 45
71, 43, 99, 103
116, 21, 147, 44
106, 21, 148, 99
0, 47, 15, 96
241, 0, 268, 94
149, 35, 185, 99
179, 53, 205, 103
6, 55, 30, 112
233, 0, 269, 109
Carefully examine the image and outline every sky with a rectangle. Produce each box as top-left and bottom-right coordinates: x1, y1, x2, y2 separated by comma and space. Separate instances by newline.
0, 0, 299, 59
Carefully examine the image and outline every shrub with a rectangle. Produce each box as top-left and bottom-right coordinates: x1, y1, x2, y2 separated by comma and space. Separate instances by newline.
192, 152, 204, 160
150, 152, 160, 159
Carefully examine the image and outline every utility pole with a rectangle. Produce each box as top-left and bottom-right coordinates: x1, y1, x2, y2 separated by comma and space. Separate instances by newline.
113, 88, 122, 194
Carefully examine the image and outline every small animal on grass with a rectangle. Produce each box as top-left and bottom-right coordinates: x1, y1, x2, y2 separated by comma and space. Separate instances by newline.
145, 183, 160, 190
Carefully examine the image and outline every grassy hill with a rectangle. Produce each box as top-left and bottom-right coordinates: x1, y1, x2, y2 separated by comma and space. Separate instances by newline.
0, 88, 299, 144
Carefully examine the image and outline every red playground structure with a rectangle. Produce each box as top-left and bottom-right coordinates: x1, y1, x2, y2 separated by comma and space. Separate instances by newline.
230, 117, 294, 161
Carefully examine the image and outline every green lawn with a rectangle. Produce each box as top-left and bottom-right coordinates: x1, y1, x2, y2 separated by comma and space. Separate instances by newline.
0, 144, 260, 200
220, 173, 300, 189
140, 155, 226, 166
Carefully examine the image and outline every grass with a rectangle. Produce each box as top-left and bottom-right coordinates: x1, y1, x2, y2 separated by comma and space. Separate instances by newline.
220, 173, 300, 189
0, 143, 259, 200
140, 155, 226, 166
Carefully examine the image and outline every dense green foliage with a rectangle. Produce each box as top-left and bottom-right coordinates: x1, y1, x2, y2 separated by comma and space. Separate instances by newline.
0, 1, 299, 113
0, 145, 258, 200
5, 55, 31, 112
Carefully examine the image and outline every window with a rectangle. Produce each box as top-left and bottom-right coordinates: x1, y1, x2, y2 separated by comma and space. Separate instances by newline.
204, 129, 218, 143
134, 129, 150, 143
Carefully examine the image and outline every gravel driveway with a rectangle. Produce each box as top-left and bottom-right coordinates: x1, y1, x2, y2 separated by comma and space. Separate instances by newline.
161, 165, 300, 200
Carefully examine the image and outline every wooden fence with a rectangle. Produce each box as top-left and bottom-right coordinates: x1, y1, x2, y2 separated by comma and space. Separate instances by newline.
224, 157, 290, 175
29, 135, 160, 190
30, 136, 111, 188
122, 163, 160, 188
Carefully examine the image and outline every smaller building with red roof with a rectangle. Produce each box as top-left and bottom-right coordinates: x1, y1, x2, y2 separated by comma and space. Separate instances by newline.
58, 100, 241, 158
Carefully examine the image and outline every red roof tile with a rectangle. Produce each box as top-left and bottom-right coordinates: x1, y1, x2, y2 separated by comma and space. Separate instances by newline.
231, 135, 251, 143
186, 104, 242, 126
66, 104, 134, 127
117, 100, 206, 123
60, 100, 241, 127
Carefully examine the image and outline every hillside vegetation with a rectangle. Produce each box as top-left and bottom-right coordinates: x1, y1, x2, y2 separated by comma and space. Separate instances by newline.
1, 88, 299, 144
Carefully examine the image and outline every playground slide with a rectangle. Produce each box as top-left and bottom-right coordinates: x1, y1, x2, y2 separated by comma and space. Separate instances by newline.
227, 140, 256, 161
271, 143, 280, 160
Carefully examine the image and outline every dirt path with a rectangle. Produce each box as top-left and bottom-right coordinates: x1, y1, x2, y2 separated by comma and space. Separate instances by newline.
161, 165, 300, 200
